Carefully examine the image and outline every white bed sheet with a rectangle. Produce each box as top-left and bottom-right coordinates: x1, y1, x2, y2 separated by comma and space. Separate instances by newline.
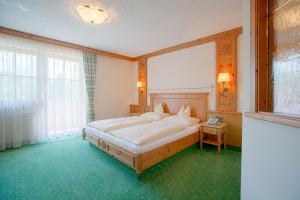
84, 124, 200, 154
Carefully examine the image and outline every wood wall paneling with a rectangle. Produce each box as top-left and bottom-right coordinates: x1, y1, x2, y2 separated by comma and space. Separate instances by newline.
207, 111, 242, 147
216, 36, 238, 112
138, 57, 147, 110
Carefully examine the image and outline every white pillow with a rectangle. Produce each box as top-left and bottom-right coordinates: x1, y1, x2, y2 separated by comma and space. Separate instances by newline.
177, 105, 185, 116
163, 115, 199, 126
177, 105, 191, 117
140, 112, 169, 121
184, 106, 191, 117
154, 103, 158, 112
154, 102, 164, 113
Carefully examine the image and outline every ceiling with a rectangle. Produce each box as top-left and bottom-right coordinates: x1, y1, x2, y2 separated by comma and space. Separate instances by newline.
0, 0, 243, 58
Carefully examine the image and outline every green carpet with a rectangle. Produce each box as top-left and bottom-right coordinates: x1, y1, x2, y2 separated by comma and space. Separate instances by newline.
0, 136, 241, 200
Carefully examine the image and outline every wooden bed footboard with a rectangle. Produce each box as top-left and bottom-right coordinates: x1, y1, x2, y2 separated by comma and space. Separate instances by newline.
83, 128, 200, 174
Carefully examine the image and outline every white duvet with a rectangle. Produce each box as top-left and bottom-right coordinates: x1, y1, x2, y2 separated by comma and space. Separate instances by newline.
87, 116, 152, 132
109, 120, 186, 145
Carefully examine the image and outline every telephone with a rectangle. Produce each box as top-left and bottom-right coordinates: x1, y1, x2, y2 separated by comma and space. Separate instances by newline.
207, 117, 220, 125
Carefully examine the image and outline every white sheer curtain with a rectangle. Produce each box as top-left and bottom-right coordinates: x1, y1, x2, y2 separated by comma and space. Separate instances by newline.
273, 58, 300, 115
0, 34, 86, 150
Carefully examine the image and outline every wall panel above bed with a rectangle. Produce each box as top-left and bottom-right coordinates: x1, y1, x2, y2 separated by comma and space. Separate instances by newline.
148, 42, 216, 109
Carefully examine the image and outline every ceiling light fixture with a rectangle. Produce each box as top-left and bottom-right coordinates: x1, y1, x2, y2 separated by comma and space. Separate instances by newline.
75, 3, 108, 24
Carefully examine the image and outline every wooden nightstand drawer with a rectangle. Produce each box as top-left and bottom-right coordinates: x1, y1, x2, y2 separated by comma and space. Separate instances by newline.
130, 112, 143, 116
203, 127, 217, 134
200, 122, 228, 154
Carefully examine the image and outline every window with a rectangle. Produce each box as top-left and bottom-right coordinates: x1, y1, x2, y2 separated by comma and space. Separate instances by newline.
0, 50, 37, 102
47, 57, 84, 136
0, 34, 86, 141
255, 0, 300, 117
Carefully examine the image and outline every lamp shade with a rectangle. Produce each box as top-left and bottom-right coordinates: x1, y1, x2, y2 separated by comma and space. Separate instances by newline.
136, 81, 142, 88
217, 73, 230, 83
75, 3, 108, 24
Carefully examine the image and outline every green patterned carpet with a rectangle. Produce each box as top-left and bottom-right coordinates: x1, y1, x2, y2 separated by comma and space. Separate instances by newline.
0, 136, 241, 200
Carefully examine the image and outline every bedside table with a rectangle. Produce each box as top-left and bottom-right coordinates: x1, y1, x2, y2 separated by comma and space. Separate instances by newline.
130, 112, 143, 116
199, 122, 228, 154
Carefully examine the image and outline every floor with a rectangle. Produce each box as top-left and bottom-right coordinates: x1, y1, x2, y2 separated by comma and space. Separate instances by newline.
0, 136, 241, 200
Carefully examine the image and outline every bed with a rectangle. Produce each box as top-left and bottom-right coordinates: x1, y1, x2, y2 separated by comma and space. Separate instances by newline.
83, 93, 208, 174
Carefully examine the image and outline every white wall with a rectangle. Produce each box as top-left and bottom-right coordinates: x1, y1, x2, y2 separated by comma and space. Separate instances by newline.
148, 42, 215, 109
241, 0, 300, 199
94, 55, 138, 119
147, 37, 243, 111
242, 118, 300, 200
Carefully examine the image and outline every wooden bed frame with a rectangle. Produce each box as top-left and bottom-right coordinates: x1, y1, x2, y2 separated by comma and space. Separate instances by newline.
83, 93, 208, 174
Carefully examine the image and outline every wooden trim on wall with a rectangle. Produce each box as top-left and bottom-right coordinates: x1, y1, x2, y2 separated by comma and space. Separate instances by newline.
0, 26, 135, 62
0, 26, 243, 62
134, 27, 243, 59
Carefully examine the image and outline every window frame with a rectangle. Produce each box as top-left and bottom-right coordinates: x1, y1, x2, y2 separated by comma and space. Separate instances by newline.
247, 0, 300, 128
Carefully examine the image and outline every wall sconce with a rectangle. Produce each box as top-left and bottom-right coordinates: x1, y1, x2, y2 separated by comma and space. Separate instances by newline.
217, 72, 230, 97
137, 81, 143, 93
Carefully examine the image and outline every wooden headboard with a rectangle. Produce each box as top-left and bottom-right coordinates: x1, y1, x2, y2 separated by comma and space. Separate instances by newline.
150, 93, 209, 122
